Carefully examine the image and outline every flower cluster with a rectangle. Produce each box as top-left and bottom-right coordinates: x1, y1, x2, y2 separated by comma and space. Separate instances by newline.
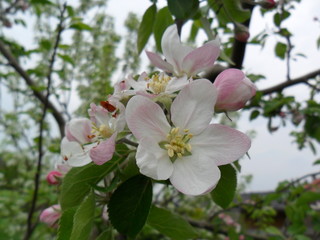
44, 24, 256, 209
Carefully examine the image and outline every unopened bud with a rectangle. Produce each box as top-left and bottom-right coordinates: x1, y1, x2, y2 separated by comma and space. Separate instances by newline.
46, 171, 62, 185
39, 205, 61, 228
214, 69, 256, 112
258, 0, 277, 9
234, 23, 250, 42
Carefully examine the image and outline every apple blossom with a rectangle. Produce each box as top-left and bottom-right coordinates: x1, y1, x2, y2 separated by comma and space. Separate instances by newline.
39, 205, 61, 228
126, 79, 251, 195
214, 68, 256, 112
61, 102, 125, 166
146, 25, 220, 77
127, 71, 191, 97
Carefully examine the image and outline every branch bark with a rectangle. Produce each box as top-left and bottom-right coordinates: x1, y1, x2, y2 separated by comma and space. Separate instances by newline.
260, 69, 320, 95
0, 40, 66, 137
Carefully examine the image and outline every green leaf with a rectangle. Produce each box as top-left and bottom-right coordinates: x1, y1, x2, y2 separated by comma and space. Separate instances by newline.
137, 4, 157, 54
223, 0, 251, 23
273, 11, 291, 27
250, 110, 260, 121
167, 0, 199, 20
153, 7, 174, 52
96, 228, 114, 240
58, 53, 75, 66
70, 191, 95, 240
69, 22, 92, 31
296, 192, 320, 205
211, 164, 237, 209
313, 159, 320, 165
275, 42, 287, 59
108, 175, 153, 238
208, 0, 250, 25
57, 207, 77, 240
265, 226, 285, 238
60, 156, 125, 210
147, 206, 198, 240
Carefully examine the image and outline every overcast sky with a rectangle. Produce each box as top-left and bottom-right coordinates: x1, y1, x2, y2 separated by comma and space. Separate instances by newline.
2, 0, 320, 192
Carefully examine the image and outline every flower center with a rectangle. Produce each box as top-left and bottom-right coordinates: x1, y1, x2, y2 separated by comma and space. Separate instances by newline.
164, 127, 193, 160
91, 123, 113, 138
147, 73, 171, 94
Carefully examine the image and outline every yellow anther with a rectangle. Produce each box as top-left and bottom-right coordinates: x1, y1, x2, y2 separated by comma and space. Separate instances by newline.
91, 123, 113, 138
168, 149, 174, 158
147, 73, 172, 94
163, 127, 193, 160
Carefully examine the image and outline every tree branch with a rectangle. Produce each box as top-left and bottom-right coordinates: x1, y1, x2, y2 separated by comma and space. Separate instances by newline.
260, 68, 320, 95
0, 40, 66, 137
23, 4, 67, 240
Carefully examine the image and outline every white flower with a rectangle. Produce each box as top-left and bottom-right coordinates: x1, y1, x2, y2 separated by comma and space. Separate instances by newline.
126, 80, 251, 195
61, 102, 125, 167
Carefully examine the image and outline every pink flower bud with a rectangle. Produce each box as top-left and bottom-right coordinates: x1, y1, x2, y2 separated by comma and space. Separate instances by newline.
258, 0, 276, 9
214, 69, 256, 112
39, 205, 61, 228
239, 235, 245, 240
234, 23, 250, 42
46, 171, 62, 185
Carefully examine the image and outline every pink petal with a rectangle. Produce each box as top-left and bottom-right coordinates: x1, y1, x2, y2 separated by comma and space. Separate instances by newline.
90, 133, 116, 165
171, 79, 217, 135
182, 39, 220, 76
145, 51, 174, 73
136, 137, 173, 180
191, 124, 251, 166
161, 25, 193, 75
126, 95, 171, 142
170, 152, 221, 196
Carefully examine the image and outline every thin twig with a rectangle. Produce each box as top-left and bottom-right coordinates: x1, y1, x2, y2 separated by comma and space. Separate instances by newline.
23, 4, 67, 240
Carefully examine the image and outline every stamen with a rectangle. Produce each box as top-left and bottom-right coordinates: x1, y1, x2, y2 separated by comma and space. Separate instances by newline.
148, 73, 172, 94
163, 127, 193, 160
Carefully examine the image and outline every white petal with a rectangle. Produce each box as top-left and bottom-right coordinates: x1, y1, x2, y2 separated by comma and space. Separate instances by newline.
170, 151, 221, 196
66, 118, 92, 144
191, 124, 251, 166
165, 75, 191, 93
136, 138, 173, 180
126, 95, 171, 142
127, 73, 148, 91
171, 79, 217, 135
61, 138, 92, 167
161, 25, 193, 75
